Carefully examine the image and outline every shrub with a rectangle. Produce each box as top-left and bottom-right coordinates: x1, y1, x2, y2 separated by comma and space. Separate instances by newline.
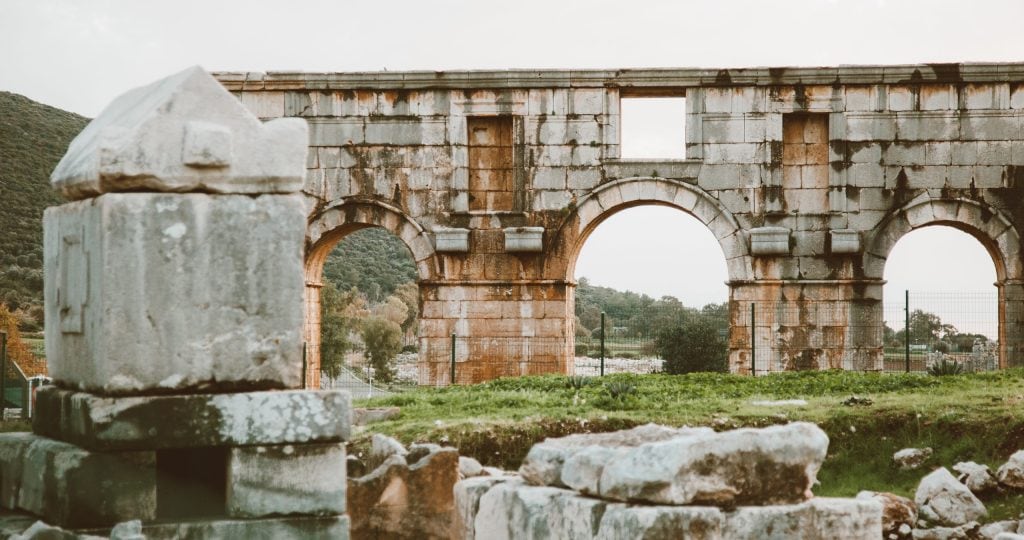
933, 341, 951, 354
656, 318, 728, 374
605, 380, 638, 400
574, 344, 589, 356
401, 345, 418, 354
565, 375, 591, 391
928, 358, 963, 376
361, 318, 403, 383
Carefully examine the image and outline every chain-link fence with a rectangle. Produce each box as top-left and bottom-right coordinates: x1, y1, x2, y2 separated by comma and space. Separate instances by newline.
320, 291, 1013, 396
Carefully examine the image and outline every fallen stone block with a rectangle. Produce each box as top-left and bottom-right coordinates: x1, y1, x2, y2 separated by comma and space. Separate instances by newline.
915, 467, 987, 527
459, 456, 484, 479
33, 387, 351, 450
953, 461, 998, 494
43, 192, 306, 395
519, 423, 712, 487
475, 480, 608, 540
227, 443, 346, 518
894, 447, 933, 470
980, 521, 1020, 540
996, 450, 1024, 489
856, 490, 917, 539
353, 407, 400, 426
0, 434, 156, 529
597, 422, 829, 506
912, 521, 980, 539
137, 514, 350, 540
595, 504, 722, 540
454, 476, 510, 540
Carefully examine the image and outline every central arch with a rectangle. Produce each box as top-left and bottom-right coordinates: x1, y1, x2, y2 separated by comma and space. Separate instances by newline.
303, 199, 439, 388
545, 177, 750, 374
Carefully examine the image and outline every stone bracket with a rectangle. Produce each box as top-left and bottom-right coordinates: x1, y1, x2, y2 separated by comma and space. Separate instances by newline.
504, 227, 544, 252
749, 227, 791, 256
434, 227, 470, 252
829, 229, 861, 254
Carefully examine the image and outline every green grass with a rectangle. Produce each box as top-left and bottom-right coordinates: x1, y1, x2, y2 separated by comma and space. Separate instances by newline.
355, 369, 1024, 519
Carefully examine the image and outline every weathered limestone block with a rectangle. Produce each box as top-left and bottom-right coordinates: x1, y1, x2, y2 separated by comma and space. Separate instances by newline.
952, 461, 998, 493
0, 434, 155, 529
459, 456, 484, 479
720, 498, 882, 540
750, 227, 791, 255
348, 443, 458, 539
367, 433, 408, 470
996, 450, 1024, 488
33, 387, 351, 450
139, 514, 350, 540
856, 490, 917, 538
597, 422, 829, 506
454, 476, 509, 540
227, 443, 346, 518
474, 480, 608, 540
51, 66, 306, 199
434, 228, 470, 252
980, 521, 1020, 539
912, 521, 981, 539
829, 229, 861, 253
894, 447, 933, 470
915, 467, 987, 527
519, 423, 711, 487
504, 227, 544, 252
595, 505, 722, 540
43, 192, 305, 394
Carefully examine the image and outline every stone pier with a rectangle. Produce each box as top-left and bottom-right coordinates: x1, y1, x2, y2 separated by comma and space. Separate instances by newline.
0, 67, 351, 537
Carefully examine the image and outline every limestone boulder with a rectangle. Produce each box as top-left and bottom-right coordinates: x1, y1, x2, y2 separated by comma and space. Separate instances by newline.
915, 468, 987, 527
597, 422, 829, 506
368, 433, 408, 470
474, 480, 609, 540
980, 521, 1020, 540
353, 407, 400, 426
454, 476, 510, 540
911, 521, 980, 540
953, 461, 998, 494
856, 490, 917, 538
996, 451, 1024, 489
894, 448, 933, 470
518, 423, 712, 487
459, 456, 484, 479
995, 533, 1024, 540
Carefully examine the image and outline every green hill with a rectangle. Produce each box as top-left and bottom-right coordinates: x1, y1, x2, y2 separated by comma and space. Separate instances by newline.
0, 91, 88, 325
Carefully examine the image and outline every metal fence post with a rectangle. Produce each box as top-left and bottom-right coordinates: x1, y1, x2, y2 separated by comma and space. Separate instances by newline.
904, 290, 910, 373
0, 331, 6, 416
750, 303, 756, 376
449, 333, 457, 385
599, 312, 606, 377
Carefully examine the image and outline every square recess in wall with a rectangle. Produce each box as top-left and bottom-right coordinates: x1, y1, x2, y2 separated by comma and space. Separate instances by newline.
620, 96, 686, 159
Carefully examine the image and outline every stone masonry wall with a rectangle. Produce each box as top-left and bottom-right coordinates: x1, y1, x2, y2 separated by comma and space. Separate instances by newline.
217, 64, 1024, 381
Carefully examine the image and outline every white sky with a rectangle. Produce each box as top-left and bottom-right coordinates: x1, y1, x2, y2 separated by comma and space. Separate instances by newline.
1, 0, 1018, 317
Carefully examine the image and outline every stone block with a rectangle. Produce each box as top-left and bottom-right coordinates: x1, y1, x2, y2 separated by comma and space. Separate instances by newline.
825, 229, 858, 255
475, 480, 607, 540
721, 498, 882, 539
33, 387, 351, 450
454, 476, 509, 540
140, 514, 350, 540
504, 227, 544, 252
43, 193, 305, 394
596, 505, 723, 540
750, 227, 791, 255
0, 434, 156, 529
434, 227, 470, 252
227, 443, 346, 518
52, 66, 306, 200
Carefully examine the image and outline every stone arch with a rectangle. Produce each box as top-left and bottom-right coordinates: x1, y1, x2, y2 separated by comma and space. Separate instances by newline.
303, 199, 439, 388
865, 194, 1024, 368
546, 177, 750, 283
864, 195, 1022, 282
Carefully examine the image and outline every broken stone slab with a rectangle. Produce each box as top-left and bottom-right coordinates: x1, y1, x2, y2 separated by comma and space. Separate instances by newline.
519, 423, 712, 487
227, 443, 346, 518
981, 521, 1021, 540
33, 387, 351, 450
51, 66, 307, 200
349, 443, 458, 539
912, 521, 980, 539
0, 433, 156, 529
454, 476, 512, 540
996, 450, 1024, 488
856, 491, 917, 539
459, 456, 484, 479
952, 461, 998, 494
468, 480, 881, 540
367, 433, 408, 470
43, 192, 306, 395
915, 467, 987, 527
595, 422, 829, 506
995, 533, 1024, 540
135, 514, 350, 540
894, 447, 934, 470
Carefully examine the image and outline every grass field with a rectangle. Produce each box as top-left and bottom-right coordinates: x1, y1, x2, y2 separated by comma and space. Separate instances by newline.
354, 369, 1024, 519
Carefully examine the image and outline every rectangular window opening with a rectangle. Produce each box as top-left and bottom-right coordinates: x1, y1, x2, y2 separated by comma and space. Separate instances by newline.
620, 96, 686, 159
468, 116, 514, 212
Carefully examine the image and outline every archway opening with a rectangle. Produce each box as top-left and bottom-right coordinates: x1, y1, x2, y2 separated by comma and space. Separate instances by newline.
882, 225, 1000, 371
313, 227, 420, 395
572, 204, 730, 376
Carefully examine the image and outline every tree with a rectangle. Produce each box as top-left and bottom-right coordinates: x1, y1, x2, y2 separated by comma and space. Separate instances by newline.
361, 317, 402, 383
893, 310, 957, 345
393, 281, 420, 334
655, 317, 728, 374
319, 282, 353, 380
0, 305, 37, 377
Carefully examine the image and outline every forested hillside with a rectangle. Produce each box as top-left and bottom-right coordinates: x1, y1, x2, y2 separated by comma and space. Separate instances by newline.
0, 91, 88, 329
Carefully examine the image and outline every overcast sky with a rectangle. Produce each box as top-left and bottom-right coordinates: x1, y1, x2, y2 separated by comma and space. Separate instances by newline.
2, 0, 1018, 325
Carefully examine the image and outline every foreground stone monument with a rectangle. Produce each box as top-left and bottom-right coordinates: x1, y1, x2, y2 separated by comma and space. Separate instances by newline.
0, 67, 351, 537
215, 63, 1024, 383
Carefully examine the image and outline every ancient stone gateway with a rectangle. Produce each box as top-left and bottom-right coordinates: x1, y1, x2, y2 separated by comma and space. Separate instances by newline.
215, 64, 1024, 385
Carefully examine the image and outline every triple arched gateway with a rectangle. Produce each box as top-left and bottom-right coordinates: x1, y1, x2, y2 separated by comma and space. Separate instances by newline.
216, 64, 1024, 384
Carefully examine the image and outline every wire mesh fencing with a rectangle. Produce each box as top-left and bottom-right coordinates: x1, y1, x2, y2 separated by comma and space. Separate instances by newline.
318, 290, 1014, 396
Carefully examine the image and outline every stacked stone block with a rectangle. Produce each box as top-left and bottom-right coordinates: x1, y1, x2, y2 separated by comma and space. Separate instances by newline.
0, 66, 351, 537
